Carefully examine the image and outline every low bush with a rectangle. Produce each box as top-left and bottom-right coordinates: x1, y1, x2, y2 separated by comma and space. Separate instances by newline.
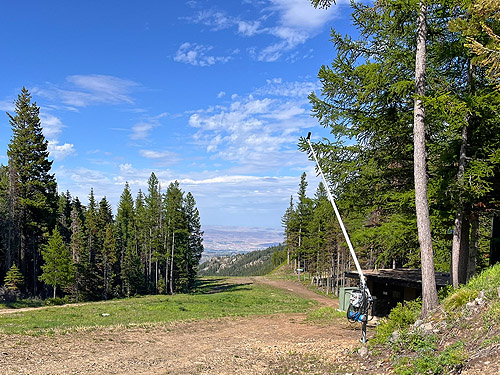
371, 298, 422, 345
393, 341, 466, 375
0, 285, 21, 302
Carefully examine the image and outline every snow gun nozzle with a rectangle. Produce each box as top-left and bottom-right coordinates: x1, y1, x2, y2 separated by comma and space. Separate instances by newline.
306, 132, 311, 140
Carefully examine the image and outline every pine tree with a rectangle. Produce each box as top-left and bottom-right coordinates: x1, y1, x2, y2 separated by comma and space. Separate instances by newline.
56, 191, 73, 244
7, 87, 57, 296
295, 172, 313, 279
69, 204, 85, 300
101, 223, 116, 299
134, 190, 148, 290
164, 181, 186, 293
116, 182, 136, 295
184, 192, 204, 290
39, 228, 74, 298
79, 189, 101, 300
145, 173, 162, 291
4, 264, 24, 291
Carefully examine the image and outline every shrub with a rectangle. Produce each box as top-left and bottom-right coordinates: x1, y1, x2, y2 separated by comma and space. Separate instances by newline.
44, 296, 69, 306
466, 263, 500, 298
443, 287, 478, 311
371, 299, 422, 345
394, 341, 466, 375
0, 285, 21, 302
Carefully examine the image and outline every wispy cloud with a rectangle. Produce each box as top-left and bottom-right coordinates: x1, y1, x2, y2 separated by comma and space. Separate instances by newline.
188, 78, 317, 173
34, 74, 139, 108
174, 42, 235, 66
0, 99, 15, 112
130, 122, 156, 140
182, 1, 341, 62
139, 149, 180, 166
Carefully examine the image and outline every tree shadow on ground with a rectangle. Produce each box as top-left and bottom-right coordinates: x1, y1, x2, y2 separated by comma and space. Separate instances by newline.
192, 278, 253, 294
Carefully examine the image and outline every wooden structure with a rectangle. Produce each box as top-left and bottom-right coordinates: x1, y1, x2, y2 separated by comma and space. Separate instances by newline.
345, 268, 450, 316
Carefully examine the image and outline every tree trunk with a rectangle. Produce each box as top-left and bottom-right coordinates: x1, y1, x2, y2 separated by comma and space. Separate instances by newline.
413, 0, 439, 317
170, 231, 175, 294
458, 208, 470, 284
451, 122, 469, 288
467, 212, 479, 281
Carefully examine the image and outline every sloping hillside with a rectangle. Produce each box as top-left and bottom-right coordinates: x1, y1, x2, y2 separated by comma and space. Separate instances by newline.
198, 244, 285, 276
360, 263, 500, 374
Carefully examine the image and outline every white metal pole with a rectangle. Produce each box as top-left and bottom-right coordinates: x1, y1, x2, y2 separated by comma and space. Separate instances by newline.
306, 132, 370, 297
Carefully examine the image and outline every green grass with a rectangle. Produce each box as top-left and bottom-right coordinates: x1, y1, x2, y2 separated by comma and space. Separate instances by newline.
0, 278, 317, 335
306, 306, 345, 324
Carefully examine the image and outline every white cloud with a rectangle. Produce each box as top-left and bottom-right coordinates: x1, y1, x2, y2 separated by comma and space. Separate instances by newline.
139, 149, 180, 165
0, 99, 14, 112
269, 0, 338, 30
34, 74, 139, 108
47, 140, 76, 160
131, 122, 156, 140
217, 91, 226, 98
257, 79, 319, 97
188, 79, 318, 173
182, 1, 341, 62
40, 112, 65, 139
174, 42, 234, 66
140, 150, 175, 159
237, 20, 262, 36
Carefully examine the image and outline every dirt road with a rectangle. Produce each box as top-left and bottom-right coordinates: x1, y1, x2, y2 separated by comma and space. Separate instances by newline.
0, 278, 366, 375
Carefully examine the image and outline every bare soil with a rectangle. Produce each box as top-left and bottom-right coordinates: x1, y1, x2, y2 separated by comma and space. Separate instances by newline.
0, 277, 369, 375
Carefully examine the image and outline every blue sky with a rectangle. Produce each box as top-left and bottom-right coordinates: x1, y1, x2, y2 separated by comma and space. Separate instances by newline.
0, 0, 351, 230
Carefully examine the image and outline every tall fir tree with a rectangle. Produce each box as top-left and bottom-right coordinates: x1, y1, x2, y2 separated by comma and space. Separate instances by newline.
184, 192, 204, 290
7, 87, 57, 296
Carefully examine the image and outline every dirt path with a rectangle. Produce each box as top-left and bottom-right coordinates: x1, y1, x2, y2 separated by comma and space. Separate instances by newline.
0, 278, 367, 375
253, 277, 339, 308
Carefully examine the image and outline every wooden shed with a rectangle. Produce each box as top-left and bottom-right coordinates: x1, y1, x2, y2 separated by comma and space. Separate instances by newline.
345, 268, 450, 316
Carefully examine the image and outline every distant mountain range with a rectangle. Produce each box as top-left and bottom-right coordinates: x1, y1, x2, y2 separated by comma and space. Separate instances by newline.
201, 225, 283, 260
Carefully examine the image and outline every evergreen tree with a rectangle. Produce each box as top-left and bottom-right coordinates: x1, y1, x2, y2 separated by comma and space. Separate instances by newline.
39, 228, 74, 298
164, 181, 186, 293
4, 264, 24, 291
295, 172, 313, 278
282, 195, 296, 266
79, 189, 101, 300
6, 87, 58, 296
69, 204, 85, 300
134, 190, 149, 292
184, 192, 204, 290
101, 223, 116, 299
116, 182, 136, 294
56, 191, 72, 244
145, 173, 162, 291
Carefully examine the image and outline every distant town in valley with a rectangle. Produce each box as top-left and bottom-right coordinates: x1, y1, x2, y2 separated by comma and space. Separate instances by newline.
201, 225, 282, 261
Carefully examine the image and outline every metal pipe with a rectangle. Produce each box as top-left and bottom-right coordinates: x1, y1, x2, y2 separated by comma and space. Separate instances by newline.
305, 132, 370, 297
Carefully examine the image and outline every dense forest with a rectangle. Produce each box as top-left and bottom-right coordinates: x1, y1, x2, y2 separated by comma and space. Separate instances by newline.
0, 88, 204, 301
199, 244, 286, 276
282, 0, 500, 300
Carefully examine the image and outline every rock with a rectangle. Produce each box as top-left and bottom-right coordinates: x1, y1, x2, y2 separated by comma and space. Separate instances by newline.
389, 330, 400, 343
413, 319, 424, 329
358, 346, 369, 357
420, 322, 433, 335
101, 313, 110, 317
